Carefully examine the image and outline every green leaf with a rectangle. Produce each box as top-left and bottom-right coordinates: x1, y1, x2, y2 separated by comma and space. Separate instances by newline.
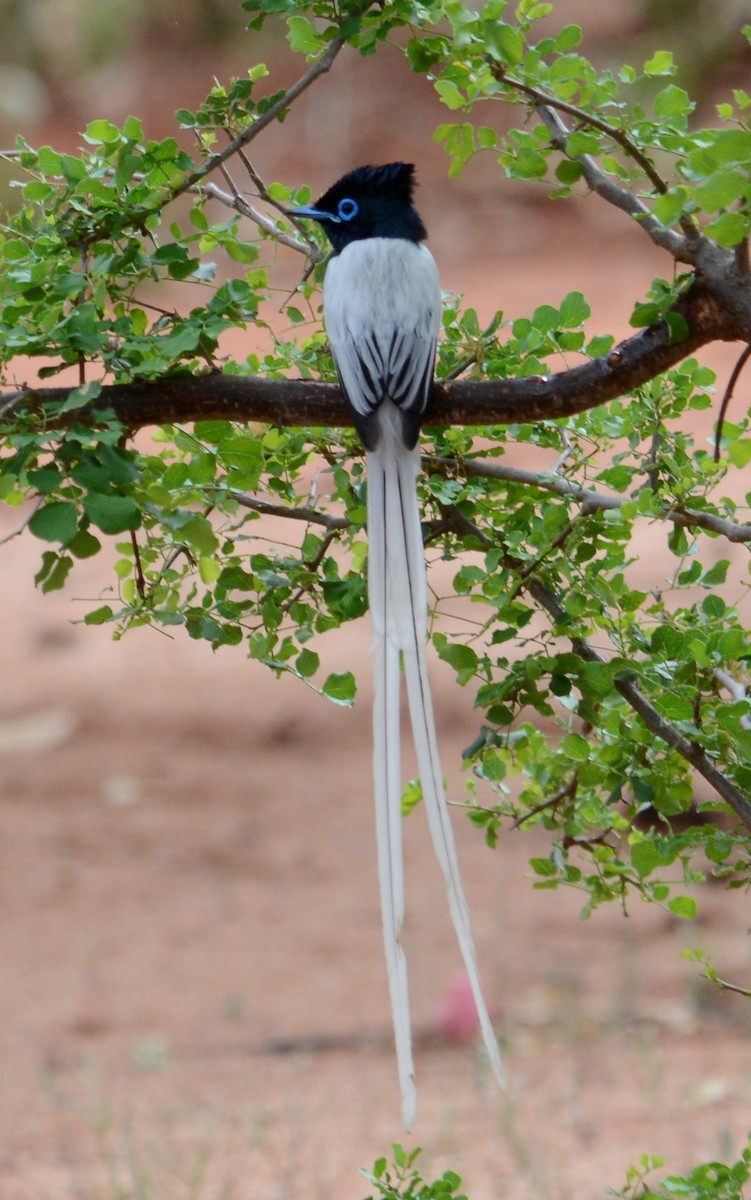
83, 492, 141, 534
84, 118, 121, 144
58, 380, 103, 413
286, 15, 324, 55
198, 555, 222, 583
84, 605, 115, 625
668, 895, 697, 920
435, 79, 465, 111
653, 187, 692, 225
322, 671, 356, 706
559, 291, 591, 327
694, 171, 748, 212
296, 647, 320, 678
555, 159, 584, 185
566, 130, 601, 158
631, 840, 669, 878
654, 84, 691, 118
705, 211, 749, 248
531, 303, 559, 332
560, 732, 590, 762
69, 528, 102, 559
726, 436, 751, 468
436, 639, 478, 684
29, 501, 78, 544
643, 50, 674, 76
484, 22, 523, 66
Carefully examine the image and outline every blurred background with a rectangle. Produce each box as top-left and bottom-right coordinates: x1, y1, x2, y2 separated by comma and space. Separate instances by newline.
2, 4, 751, 1199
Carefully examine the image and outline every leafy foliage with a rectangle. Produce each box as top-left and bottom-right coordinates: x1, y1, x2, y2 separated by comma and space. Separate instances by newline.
362, 1145, 467, 1200
365, 1142, 751, 1200
3, 0, 751, 913
2, 8, 751, 1188
616, 1142, 751, 1200
1, 0, 748, 1190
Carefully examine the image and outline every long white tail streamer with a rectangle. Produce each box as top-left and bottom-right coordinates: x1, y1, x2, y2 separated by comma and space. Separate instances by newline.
367, 403, 505, 1128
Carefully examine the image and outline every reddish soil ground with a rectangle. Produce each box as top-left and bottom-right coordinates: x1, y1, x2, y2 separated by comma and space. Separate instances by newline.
3, 14, 751, 1198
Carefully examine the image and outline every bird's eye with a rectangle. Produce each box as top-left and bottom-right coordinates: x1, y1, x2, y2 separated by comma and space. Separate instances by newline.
337, 198, 359, 221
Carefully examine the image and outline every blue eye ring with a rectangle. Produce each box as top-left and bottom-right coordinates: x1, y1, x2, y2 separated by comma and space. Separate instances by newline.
337, 197, 359, 221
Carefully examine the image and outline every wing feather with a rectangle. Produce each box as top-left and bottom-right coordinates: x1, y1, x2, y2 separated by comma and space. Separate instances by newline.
324, 239, 440, 426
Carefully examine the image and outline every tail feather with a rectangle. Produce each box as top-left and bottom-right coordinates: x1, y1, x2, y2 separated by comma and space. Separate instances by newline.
368, 404, 505, 1128
368, 445, 416, 1130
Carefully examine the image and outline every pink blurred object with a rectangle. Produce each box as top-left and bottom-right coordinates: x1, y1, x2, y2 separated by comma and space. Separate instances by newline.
435, 971, 486, 1044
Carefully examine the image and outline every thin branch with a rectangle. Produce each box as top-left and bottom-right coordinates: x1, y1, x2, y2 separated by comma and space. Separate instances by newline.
0, 497, 43, 545
419, 502, 751, 825
227, 489, 349, 530
173, 29, 351, 201
524, 574, 751, 831
493, 68, 670, 193
704, 972, 751, 998
426, 456, 751, 544
536, 104, 696, 262
200, 181, 319, 258
493, 66, 700, 256
713, 341, 751, 462
512, 776, 578, 829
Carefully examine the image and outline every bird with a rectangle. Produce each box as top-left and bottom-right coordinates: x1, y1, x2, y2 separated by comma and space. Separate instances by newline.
289, 163, 505, 1127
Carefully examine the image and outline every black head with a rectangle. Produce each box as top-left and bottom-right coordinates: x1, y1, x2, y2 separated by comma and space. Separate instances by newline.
289, 162, 428, 253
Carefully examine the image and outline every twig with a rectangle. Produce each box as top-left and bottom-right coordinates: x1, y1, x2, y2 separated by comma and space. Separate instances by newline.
200, 181, 319, 258
0, 496, 44, 544
524, 574, 751, 831
492, 65, 700, 255
425, 456, 751, 544
536, 104, 697, 262
228, 489, 349, 529
704, 971, 751, 998
417, 500, 751, 826
492, 68, 670, 193
713, 341, 751, 462
512, 776, 579, 829
130, 530, 146, 600
172, 31, 350, 200
550, 428, 574, 474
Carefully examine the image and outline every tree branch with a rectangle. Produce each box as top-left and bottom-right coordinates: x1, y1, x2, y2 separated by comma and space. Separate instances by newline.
1, 279, 733, 433
429, 504, 751, 826
201, 181, 320, 258
524, 575, 751, 831
492, 68, 672, 194
174, 28, 351, 200
492, 67, 701, 259
227, 489, 349, 529
425, 456, 751, 545
536, 104, 697, 262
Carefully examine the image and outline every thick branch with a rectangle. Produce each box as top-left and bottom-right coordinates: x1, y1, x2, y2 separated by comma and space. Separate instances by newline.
2, 280, 732, 433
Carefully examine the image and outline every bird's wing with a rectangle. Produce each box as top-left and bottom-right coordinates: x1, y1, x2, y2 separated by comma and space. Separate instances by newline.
324, 240, 439, 447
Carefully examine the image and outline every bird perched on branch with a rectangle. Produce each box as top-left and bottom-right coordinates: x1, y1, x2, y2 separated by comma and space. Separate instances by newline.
290, 163, 504, 1127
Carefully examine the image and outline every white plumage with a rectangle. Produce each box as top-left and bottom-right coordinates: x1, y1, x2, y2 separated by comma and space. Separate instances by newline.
323, 236, 505, 1128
